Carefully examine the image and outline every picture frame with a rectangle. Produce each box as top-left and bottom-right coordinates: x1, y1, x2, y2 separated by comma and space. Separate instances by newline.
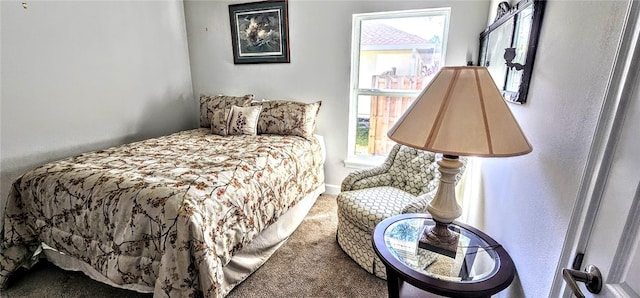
228, 0, 290, 64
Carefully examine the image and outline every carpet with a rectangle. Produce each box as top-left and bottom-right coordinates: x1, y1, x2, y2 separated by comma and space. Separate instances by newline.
0, 195, 387, 298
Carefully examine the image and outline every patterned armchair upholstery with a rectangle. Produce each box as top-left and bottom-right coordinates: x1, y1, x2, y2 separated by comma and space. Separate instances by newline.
336, 144, 466, 279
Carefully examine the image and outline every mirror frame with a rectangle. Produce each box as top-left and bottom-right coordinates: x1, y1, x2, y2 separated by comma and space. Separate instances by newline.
478, 0, 546, 104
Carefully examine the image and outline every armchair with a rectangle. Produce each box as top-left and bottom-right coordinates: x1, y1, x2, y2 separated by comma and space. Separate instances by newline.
336, 144, 466, 279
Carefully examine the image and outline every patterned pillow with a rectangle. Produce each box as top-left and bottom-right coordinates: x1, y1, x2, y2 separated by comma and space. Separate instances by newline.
227, 105, 262, 136
210, 107, 233, 136
199, 94, 253, 128
253, 100, 321, 140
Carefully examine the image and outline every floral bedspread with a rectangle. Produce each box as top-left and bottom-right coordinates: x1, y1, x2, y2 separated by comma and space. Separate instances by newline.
0, 129, 324, 297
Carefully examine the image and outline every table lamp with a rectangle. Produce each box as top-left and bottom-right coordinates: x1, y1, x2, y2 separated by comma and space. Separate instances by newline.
387, 66, 532, 257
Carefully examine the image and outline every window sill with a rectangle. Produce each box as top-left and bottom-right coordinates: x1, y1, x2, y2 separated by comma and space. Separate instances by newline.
344, 155, 386, 169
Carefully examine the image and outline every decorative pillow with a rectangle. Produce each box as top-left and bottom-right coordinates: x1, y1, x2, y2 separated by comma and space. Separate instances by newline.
253, 100, 321, 140
210, 107, 233, 136
227, 105, 262, 136
199, 94, 253, 128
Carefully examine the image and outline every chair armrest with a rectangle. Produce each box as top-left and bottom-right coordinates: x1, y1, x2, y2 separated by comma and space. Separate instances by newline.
401, 190, 435, 214
341, 172, 393, 191
341, 145, 403, 191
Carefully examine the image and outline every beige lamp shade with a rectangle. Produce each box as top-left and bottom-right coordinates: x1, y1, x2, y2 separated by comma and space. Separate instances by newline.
387, 66, 532, 157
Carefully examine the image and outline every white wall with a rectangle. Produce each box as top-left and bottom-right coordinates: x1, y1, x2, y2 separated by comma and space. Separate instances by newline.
0, 1, 195, 226
184, 0, 490, 193
481, 0, 628, 297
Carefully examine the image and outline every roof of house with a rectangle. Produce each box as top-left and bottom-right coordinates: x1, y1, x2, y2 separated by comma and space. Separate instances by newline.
361, 22, 430, 46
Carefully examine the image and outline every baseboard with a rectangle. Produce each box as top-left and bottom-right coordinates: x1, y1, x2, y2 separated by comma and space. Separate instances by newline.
324, 184, 340, 195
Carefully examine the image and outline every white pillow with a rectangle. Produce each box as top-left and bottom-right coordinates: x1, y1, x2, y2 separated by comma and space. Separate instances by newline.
227, 105, 262, 136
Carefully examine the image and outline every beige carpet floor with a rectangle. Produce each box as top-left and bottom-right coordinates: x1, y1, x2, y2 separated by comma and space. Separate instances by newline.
0, 195, 388, 298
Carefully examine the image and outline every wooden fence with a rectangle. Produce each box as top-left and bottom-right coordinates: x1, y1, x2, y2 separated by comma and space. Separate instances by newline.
368, 75, 429, 155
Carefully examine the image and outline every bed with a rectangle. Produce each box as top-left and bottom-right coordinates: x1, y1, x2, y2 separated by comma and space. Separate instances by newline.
0, 95, 325, 297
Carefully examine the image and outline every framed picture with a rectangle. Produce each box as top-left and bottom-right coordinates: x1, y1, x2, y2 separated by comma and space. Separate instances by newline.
228, 0, 290, 64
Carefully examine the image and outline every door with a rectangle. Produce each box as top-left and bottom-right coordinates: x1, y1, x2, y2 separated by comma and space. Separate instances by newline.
552, 2, 640, 297
578, 49, 640, 297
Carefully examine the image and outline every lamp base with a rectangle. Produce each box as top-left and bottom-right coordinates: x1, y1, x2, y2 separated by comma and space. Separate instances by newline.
418, 221, 459, 258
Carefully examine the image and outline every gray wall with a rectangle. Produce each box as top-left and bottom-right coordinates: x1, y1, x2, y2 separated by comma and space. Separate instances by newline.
482, 0, 628, 297
0, 0, 195, 228
184, 0, 490, 193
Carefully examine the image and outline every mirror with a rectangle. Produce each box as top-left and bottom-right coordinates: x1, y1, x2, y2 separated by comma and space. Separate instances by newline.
478, 0, 546, 104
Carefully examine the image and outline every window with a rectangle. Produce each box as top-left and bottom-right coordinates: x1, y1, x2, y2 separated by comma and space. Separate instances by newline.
346, 8, 450, 167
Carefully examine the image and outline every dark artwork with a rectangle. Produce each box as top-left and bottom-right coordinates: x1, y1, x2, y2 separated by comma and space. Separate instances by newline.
236, 11, 282, 55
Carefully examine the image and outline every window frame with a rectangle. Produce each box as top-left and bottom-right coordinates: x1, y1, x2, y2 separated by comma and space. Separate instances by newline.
345, 8, 451, 168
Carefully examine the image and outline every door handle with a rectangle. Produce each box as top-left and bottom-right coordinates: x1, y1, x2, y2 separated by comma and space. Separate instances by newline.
562, 264, 603, 298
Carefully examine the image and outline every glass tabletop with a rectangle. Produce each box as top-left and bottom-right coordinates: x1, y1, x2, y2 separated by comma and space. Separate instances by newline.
383, 217, 498, 283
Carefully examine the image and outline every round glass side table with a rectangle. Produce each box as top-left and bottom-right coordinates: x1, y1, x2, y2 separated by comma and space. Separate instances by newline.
372, 214, 515, 298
